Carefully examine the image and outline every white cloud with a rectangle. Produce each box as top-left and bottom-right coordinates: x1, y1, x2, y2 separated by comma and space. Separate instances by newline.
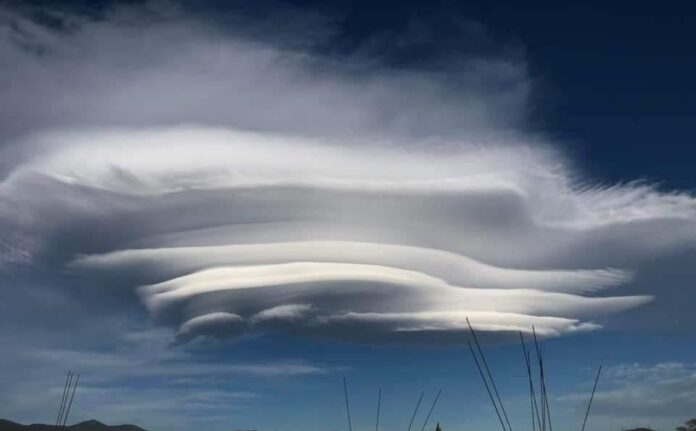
0, 6, 529, 148
176, 312, 246, 343
4, 126, 691, 345
0, 4, 695, 347
558, 362, 696, 430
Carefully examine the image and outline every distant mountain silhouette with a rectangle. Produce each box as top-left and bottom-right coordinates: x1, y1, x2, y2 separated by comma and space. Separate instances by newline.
0, 419, 148, 431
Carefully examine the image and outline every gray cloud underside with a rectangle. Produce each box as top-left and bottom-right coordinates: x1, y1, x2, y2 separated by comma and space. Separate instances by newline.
1, 6, 696, 345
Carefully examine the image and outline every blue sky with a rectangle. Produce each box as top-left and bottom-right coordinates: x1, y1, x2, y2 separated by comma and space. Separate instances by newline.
1, 1, 696, 431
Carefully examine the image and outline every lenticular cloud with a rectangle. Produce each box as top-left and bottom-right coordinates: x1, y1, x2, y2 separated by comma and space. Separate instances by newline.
2, 7, 696, 345
4, 126, 695, 344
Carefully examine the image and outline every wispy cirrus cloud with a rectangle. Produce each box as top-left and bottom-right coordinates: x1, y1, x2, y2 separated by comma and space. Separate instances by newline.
0, 326, 329, 430
558, 362, 696, 430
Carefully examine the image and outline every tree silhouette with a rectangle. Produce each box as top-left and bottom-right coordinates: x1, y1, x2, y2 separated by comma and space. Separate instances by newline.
435, 422, 442, 431
677, 418, 696, 431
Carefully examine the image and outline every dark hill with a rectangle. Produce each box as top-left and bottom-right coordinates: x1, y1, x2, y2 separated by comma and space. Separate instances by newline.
0, 419, 148, 431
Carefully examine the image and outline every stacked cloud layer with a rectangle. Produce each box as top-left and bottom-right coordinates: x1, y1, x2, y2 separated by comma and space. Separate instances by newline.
3, 127, 693, 344
1, 7, 695, 345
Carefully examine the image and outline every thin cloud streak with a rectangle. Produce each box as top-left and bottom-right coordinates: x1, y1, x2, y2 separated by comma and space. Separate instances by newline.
557, 362, 696, 430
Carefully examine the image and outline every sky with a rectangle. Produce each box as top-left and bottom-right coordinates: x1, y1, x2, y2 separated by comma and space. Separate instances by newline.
1, 1, 696, 431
